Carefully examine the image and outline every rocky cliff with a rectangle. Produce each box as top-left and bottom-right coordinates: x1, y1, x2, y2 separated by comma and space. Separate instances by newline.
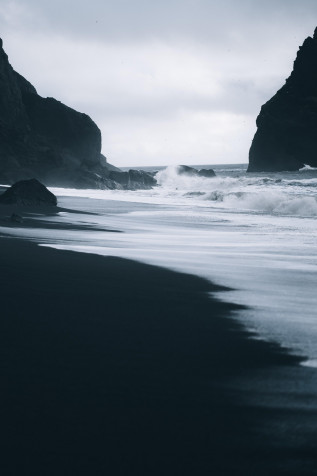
0, 38, 155, 189
248, 28, 317, 172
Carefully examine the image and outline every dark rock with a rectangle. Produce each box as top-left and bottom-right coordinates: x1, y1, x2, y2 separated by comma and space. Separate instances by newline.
197, 168, 216, 178
0, 38, 121, 188
176, 165, 198, 176
0, 179, 57, 206
248, 28, 317, 172
108, 170, 157, 190
176, 165, 216, 177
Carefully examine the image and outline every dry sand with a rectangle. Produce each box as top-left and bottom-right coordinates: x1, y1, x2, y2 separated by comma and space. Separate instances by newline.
1, 208, 317, 475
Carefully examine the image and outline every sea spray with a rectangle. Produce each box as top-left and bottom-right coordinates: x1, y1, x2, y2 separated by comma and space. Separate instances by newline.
155, 165, 317, 217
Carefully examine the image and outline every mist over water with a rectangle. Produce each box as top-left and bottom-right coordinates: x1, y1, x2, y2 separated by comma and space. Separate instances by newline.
2, 163, 317, 363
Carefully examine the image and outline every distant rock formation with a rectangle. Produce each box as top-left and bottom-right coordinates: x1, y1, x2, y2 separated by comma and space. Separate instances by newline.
248, 28, 317, 172
196, 168, 216, 178
0, 38, 155, 190
176, 165, 216, 177
0, 178, 57, 206
108, 170, 157, 190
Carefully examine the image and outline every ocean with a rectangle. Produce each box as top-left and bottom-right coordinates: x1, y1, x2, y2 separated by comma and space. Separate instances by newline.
3, 163, 317, 365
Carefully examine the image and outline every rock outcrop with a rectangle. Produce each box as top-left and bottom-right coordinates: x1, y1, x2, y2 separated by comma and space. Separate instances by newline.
0, 178, 57, 206
108, 169, 157, 190
176, 165, 216, 177
248, 28, 317, 172
0, 38, 155, 190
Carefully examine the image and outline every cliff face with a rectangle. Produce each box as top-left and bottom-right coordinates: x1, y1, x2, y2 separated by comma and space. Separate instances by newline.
0, 38, 120, 188
248, 28, 317, 172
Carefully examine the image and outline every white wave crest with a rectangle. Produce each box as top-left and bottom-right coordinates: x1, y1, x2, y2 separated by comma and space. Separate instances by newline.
274, 196, 317, 216
215, 191, 317, 217
155, 166, 317, 217
299, 164, 317, 171
156, 165, 242, 191
156, 165, 215, 189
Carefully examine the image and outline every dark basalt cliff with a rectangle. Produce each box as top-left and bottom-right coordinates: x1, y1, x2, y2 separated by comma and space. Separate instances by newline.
0, 38, 155, 189
248, 28, 317, 172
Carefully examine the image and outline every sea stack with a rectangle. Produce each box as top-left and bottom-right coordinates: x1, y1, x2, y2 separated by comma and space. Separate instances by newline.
248, 27, 317, 172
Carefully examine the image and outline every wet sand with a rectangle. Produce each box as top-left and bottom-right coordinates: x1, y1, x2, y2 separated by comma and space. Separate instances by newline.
1, 229, 317, 474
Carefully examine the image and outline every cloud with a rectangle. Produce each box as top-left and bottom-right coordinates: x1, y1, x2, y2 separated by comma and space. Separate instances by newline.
2, 0, 317, 45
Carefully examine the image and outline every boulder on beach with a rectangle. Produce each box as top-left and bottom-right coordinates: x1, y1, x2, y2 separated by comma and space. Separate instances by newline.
248, 27, 317, 172
0, 179, 57, 206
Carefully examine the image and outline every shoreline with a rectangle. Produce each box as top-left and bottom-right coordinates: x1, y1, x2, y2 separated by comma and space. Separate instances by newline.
1, 233, 317, 474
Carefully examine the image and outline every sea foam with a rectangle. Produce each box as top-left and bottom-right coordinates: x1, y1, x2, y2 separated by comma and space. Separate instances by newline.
155, 165, 317, 217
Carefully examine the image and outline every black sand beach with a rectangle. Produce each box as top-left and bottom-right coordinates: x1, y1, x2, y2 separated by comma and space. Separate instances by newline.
1, 234, 317, 475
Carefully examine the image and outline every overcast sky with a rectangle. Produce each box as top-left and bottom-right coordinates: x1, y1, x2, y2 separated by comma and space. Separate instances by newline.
1, 0, 317, 167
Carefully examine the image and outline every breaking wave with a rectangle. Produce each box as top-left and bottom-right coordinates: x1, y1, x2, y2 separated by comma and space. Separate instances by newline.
299, 164, 317, 171
155, 165, 317, 217
216, 191, 317, 216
